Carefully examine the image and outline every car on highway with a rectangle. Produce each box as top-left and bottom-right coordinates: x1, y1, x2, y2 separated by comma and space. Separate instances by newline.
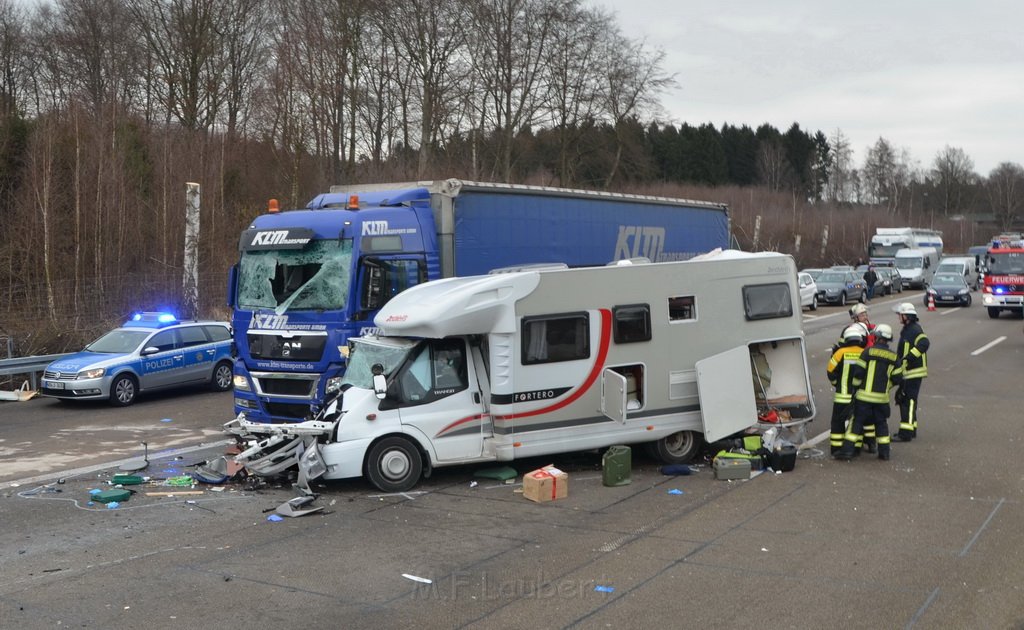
798, 271, 818, 311
40, 312, 234, 406
802, 268, 824, 282
925, 273, 972, 307
875, 267, 903, 294
815, 270, 867, 306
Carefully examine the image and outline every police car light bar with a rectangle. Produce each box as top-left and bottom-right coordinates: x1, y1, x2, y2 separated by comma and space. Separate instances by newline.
126, 312, 179, 327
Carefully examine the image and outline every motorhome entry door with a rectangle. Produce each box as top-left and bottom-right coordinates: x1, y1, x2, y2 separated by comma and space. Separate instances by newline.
696, 345, 757, 442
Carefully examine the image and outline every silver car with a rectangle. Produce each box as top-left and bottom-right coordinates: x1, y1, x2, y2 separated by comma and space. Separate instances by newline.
815, 271, 867, 306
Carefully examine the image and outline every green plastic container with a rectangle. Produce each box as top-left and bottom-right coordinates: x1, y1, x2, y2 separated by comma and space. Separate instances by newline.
602, 445, 632, 487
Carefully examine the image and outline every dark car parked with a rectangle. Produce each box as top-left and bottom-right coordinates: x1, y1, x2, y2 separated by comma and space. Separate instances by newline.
876, 267, 903, 294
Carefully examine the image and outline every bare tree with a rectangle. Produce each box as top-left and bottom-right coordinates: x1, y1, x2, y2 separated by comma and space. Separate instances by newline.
826, 128, 853, 202
127, 0, 228, 131
986, 162, 1024, 231
757, 139, 787, 193
217, 0, 270, 139
544, 2, 610, 186
386, 0, 470, 178
931, 145, 976, 216
470, 0, 562, 182
601, 33, 673, 187
0, 0, 28, 117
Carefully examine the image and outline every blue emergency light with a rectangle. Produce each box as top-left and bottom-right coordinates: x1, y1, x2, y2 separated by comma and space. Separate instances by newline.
125, 312, 179, 327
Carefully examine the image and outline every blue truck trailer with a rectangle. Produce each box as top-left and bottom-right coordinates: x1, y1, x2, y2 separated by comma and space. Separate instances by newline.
229, 179, 730, 423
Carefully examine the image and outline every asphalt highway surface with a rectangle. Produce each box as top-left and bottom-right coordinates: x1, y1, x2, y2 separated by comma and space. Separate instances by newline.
1, 290, 1023, 629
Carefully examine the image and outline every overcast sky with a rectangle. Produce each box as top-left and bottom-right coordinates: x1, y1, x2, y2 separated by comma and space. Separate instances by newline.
588, 0, 1023, 175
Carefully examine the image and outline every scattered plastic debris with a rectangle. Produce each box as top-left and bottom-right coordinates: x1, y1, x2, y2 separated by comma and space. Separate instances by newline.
594, 585, 615, 593
473, 466, 517, 481
106, 502, 120, 509
660, 464, 692, 476
164, 476, 194, 487
266, 514, 284, 522
161, 418, 173, 423
89, 488, 102, 496
275, 496, 324, 518
402, 574, 432, 584
112, 475, 145, 486
469, 481, 478, 488
667, 489, 685, 495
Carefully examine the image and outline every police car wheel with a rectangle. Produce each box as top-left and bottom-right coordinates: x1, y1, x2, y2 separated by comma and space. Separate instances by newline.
648, 430, 702, 464
366, 437, 422, 492
109, 374, 137, 407
211, 361, 233, 391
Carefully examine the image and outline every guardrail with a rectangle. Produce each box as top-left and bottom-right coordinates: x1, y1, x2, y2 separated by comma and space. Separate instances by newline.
0, 354, 73, 390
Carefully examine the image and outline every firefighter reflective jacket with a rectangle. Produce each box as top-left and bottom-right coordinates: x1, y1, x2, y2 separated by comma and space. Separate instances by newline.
827, 344, 862, 404
851, 343, 902, 404
896, 320, 929, 380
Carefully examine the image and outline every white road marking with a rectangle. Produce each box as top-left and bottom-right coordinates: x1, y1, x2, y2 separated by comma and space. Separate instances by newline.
971, 336, 1007, 356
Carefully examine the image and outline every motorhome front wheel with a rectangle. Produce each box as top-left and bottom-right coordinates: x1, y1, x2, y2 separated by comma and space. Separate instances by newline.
366, 437, 423, 492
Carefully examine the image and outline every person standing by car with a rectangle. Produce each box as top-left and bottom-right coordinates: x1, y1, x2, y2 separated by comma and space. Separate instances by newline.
892, 302, 929, 442
863, 266, 878, 302
834, 324, 900, 461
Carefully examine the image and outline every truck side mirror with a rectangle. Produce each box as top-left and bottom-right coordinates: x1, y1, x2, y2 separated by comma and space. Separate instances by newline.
227, 265, 238, 307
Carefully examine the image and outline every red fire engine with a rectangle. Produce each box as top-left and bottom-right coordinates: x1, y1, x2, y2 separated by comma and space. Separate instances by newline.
982, 233, 1024, 319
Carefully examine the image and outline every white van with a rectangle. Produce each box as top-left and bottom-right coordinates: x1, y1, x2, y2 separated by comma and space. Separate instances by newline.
895, 247, 940, 289
935, 256, 980, 290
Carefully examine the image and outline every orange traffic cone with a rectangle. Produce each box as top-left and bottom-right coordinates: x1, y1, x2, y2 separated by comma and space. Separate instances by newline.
927, 293, 936, 311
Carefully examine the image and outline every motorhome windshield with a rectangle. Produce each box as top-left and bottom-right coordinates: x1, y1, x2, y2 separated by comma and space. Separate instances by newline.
895, 257, 922, 270
987, 252, 1024, 275
237, 240, 352, 312
342, 337, 419, 389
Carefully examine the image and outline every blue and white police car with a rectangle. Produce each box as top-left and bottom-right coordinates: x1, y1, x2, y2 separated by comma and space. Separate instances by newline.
40, 312, 234, 406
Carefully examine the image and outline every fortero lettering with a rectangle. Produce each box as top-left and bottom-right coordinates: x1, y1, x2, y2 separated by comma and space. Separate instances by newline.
514, 389, 558, 403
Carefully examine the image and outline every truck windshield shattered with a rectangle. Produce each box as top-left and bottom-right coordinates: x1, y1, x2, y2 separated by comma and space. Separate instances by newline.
237, 240, 352, 312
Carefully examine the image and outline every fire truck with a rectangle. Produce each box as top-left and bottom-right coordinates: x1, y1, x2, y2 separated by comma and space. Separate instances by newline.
981, 234, 1024, 319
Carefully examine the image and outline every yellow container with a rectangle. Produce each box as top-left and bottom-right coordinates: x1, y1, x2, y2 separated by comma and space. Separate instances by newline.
602, 445, 632, 487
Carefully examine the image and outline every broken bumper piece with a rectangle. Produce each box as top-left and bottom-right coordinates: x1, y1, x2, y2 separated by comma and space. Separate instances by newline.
226, 414, 335, 492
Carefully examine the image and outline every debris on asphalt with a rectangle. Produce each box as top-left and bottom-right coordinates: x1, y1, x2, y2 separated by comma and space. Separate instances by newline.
473, 466, 517, 481
667, 489, 685, 495
660, 464, 692, 476
275, 496, 324, 518
594, 585, 615, 593
402, 574, 432, 584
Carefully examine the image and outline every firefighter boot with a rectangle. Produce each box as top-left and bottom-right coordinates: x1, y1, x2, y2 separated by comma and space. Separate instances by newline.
877, 444, 891, 461
833, 443, 857, 461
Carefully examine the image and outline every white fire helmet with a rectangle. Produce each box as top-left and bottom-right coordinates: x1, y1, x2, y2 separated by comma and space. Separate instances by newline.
849, 303, 868, 318
894, 302, 917, 316
842, 324, 867, 343
874, 323, 894, 340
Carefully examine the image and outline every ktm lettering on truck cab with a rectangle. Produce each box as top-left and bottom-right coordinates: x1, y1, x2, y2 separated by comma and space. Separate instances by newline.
225, 251, 816, 492
228, 179, 731, 425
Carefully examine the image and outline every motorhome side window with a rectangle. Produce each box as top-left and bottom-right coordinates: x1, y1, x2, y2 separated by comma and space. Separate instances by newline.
742, 283, 793, 320
522, 313, 590, 364
668, 296, 696, 321
613, 304, 652, 343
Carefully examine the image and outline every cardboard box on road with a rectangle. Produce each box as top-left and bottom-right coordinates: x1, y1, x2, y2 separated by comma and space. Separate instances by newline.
523, 465, 568, 502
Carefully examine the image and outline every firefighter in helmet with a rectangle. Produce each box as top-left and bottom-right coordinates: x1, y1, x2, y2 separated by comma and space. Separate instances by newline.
892, 302, 929, 441
834, 323, 901, 461
827, 324, 867, 455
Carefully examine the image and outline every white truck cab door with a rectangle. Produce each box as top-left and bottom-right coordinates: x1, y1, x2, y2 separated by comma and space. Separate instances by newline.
695, 345, 757, 442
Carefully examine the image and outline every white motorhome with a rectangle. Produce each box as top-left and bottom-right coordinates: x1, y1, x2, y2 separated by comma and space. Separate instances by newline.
226, 252, 816, 492
895, 247, 940, 289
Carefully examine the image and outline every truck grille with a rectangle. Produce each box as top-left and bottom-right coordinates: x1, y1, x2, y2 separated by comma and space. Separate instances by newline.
251, 372, 319, 398
247, 333, 327, 361
265, 402, 313, 420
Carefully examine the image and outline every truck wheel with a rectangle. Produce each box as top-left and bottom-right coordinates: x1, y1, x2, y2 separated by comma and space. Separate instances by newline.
839, 292, 847, 306
211, 361, 233, 391
987, 307, 1000, 319
109, 374, 138, 407
648, 431, 702, 464
366, 437, 423, 492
